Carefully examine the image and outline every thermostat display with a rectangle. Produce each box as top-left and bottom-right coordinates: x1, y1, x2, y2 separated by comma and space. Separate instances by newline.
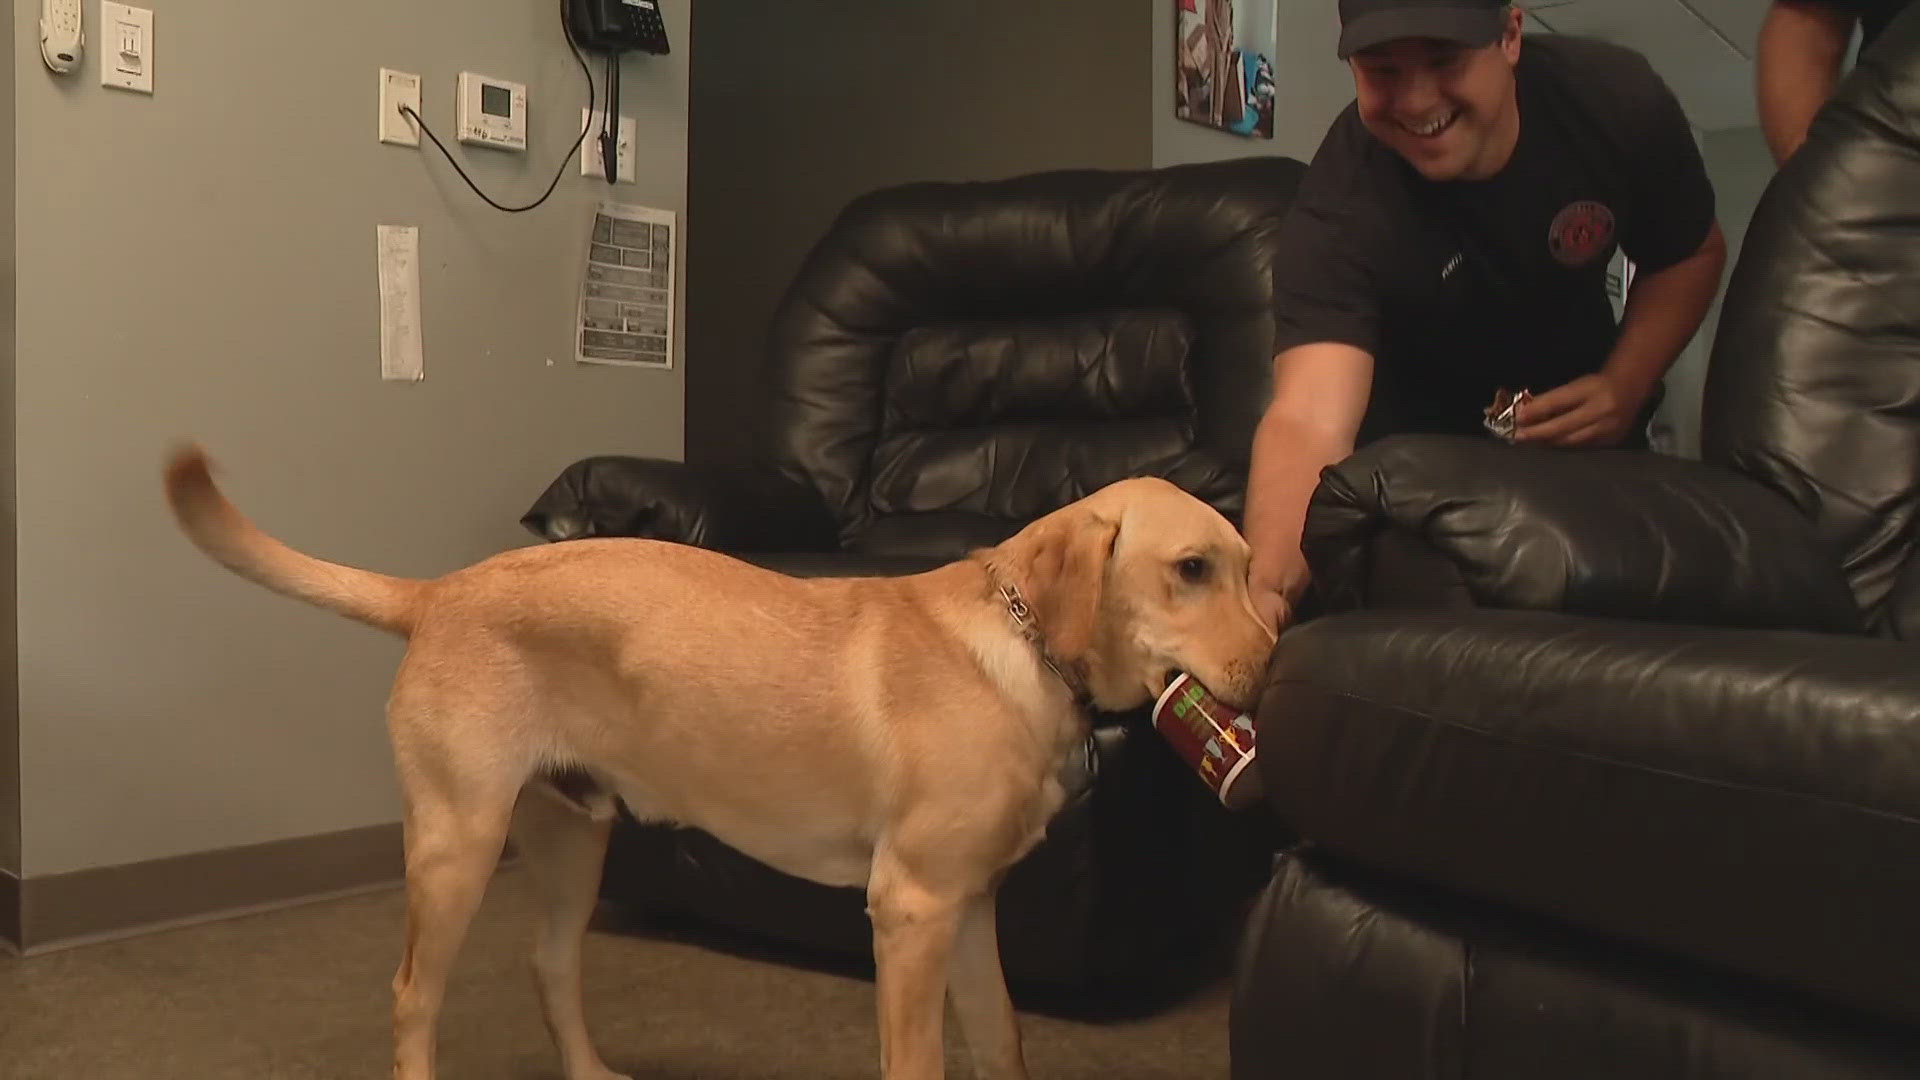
457, 72, 527, 151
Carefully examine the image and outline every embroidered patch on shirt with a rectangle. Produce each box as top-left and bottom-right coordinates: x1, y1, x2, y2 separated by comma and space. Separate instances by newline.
1547, 200, 1615, 268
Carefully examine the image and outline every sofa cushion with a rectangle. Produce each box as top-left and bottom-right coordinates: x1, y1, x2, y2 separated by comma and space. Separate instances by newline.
1701, 6, 1920, 632
763, 156, 1306, 536
880, 310, 1193, 429
869, 309, 1208, 526
841, 511, 1020, 562
730, 551, 944, 579
1232, 853, 1920, 1080
1257, 608, 1920, 1028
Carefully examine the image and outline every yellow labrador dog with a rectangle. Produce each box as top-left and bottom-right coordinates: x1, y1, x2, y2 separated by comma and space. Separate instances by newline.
163, 444, 1274, 1080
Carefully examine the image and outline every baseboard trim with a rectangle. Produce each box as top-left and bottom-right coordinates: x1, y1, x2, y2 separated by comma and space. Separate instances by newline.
16, 822, 406, 955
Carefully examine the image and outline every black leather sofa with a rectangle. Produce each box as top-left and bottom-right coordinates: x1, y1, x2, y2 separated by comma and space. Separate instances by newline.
522, 156, 1304, 1004
1233, 11, 1920, 1078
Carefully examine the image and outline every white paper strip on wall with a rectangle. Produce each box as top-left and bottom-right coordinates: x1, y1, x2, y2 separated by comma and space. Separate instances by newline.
376, 224, 425, 382
576, 201, 676, 370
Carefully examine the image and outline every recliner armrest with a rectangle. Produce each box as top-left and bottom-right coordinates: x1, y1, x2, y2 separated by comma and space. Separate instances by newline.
1303, 434, 1864, 633
521, 456, 840, 552
1259, 608, 1920, 1027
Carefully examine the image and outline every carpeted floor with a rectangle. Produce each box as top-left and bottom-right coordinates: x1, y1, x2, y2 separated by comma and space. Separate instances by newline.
0, 865, 1232, 1079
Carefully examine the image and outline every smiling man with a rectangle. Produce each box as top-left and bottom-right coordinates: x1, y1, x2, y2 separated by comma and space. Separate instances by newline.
1242, 0, 1727, 631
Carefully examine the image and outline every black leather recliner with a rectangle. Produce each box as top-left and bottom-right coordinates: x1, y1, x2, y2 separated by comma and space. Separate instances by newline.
521, 156, 1305, 1002
1233, 11, 1920, 1078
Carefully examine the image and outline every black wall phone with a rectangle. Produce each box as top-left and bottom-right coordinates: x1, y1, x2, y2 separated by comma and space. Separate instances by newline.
568, 0, 670, 55
566, 0, 670, 183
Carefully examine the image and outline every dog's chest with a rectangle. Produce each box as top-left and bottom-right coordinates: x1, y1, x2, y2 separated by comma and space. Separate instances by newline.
1051, 726, 1096, 805
963, 624, 1096, 822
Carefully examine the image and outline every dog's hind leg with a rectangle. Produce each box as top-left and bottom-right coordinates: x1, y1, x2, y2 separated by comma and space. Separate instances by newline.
511, 772, 630, 1080
389, 721, 524, 1080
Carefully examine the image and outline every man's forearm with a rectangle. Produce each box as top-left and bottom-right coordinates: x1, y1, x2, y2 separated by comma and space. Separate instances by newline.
1604, 223, 1727, 401
1758, 1, 1854, 164
1244, 411, 1353, 605
1244, 342, 1374, 626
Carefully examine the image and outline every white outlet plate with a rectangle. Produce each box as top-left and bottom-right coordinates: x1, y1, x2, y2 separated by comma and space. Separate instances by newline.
379, 68, 421, 147
580, 109, 637, 182
99, 2, 153, 94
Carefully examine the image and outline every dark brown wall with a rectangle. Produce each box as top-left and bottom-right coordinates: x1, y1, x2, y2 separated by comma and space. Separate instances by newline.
685, 1, 1154, 465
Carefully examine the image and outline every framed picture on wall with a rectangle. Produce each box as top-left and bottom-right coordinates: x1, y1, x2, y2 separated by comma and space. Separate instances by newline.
1175, 0, 1276, 139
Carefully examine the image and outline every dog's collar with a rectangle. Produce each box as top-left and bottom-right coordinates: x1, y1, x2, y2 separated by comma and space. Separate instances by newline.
992, 575, 1090, 706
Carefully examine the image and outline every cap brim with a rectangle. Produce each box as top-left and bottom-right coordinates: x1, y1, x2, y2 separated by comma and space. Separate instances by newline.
1338, 7, 1506, 59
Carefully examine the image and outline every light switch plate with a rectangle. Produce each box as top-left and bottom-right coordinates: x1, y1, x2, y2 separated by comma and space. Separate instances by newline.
99, 1, 152, 93
379, 69, 421, 147
579, 109, 637, 182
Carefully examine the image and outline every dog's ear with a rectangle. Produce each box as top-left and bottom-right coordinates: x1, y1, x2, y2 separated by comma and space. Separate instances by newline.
1021, 510, 1121, 664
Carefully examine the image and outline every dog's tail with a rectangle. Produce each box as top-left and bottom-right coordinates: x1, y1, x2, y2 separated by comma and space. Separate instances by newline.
164, 443, 425, 636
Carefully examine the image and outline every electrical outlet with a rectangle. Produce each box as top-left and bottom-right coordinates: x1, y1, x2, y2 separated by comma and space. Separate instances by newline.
379, 68, 421, 147
579, 109, 637, 182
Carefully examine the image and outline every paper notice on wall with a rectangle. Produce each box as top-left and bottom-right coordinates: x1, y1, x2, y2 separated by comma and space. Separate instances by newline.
376, 224, 424, 382
576, 201, 675, 369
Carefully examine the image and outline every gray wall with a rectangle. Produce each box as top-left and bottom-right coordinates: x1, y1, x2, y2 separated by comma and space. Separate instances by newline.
12, 0, 687, 878
685, 0, 1153, 466
1152, 0, 1351, 167
1646, 126, 1773, 458
1699, 126, 1783, 321
1685, 126, 1778, 453
1643, 126, 1711, 459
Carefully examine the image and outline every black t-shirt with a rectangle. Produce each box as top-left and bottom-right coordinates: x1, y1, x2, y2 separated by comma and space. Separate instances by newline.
1269, 34, 1717, 443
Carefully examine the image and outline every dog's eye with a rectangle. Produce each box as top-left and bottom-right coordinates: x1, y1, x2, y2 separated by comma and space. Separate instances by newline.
1176, 556, 1209, 583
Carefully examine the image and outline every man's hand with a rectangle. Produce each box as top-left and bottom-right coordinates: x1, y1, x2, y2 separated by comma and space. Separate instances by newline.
1250, 583, 1293, 640
1517, 220, 1727, 450
1513, 370, 1647, 447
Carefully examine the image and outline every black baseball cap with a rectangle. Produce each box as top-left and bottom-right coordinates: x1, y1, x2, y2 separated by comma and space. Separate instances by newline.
1337, 0, 1510, 60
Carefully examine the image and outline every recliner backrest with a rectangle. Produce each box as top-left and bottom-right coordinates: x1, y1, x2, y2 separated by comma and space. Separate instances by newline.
1702, 5, 1920, 638
760, 157, 1304, 555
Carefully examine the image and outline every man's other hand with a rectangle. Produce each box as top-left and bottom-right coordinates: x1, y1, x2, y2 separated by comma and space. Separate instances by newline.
1513, 370, 1646, 447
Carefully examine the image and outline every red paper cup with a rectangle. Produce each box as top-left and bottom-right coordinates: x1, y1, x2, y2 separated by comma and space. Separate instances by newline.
1152, 672, 1262, 809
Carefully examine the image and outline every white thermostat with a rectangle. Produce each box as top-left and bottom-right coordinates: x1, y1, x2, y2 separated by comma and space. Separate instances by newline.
456, 71, 526, 151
